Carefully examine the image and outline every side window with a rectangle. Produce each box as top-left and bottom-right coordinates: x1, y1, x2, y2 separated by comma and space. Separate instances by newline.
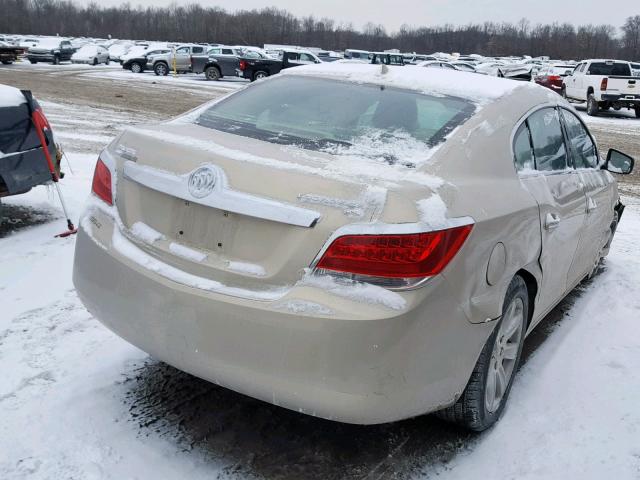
299, 53, 314, 62
209, 48, 221, 54
192, 47, 203, 54
176, 47, 189, 54
527, 108, 568, 171
513, 122, 535, 171
561, 109, 598, 168
221, 49, 232, 54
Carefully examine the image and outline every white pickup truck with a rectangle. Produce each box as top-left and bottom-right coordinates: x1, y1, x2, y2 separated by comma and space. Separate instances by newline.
562, 59, 640, 117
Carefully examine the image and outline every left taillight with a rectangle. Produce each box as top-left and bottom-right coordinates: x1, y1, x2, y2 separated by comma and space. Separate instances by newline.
314, 224, 473, 288
600, 78, 608, 91
92, 158, 113, 205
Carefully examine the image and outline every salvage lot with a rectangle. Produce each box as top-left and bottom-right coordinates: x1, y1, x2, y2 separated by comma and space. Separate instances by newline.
1, 63, 640, 480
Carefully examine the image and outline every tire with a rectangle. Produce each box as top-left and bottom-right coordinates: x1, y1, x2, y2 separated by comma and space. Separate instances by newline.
1, 60, 12, 65
105, 58, 110, 65
29, 59, 37, 64
635, 107, 640, 118
599, 103, 610, 111
252, 70, 268, 81
561, 86, 568, 100
52, 55, 60, 65
92, 57, 98, 66
130, 62, 142, 73
437, 276, 528, 431
586, 94, 599, 116
154, 62, 168, 76
204, 65, 220, 81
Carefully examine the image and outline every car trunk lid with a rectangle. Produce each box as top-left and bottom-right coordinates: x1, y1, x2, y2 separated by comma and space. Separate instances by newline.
109, 123, 417, 290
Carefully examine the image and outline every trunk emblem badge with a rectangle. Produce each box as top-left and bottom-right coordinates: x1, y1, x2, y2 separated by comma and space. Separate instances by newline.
188, 166, 217, 198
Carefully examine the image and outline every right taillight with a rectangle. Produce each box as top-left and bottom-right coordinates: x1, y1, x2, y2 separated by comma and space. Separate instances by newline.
92, 158, 113, 205
601, 78, 608, 91
315, 224, 473, 285
239, 59, 247, 71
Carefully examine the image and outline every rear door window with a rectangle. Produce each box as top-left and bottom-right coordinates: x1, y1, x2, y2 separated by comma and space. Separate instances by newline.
192, 46, 204, 54
560, 109, 598, 168
527, 108, 568, 171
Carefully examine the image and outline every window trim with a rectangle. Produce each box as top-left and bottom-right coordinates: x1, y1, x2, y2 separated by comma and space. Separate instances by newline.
510, 102, 574, 176
557, 106, 600, 170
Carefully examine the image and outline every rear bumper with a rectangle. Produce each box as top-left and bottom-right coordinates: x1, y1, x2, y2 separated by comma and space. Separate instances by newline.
73, 206, 494, 424
601, 93, 640, 105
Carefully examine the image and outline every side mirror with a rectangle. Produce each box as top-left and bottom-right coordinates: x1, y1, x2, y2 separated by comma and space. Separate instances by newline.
603, 149, 634, 174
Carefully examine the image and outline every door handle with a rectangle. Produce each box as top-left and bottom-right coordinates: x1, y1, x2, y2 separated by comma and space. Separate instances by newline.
587, 197, 597, 213
545, 212, 561, 231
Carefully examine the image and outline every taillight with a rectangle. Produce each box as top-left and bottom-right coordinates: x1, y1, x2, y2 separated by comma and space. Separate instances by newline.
315, 225, 473, 280
239, 60, 247, 71
601, 78, 608, 91
548, 75, 561, 81
92, 158, 113, 205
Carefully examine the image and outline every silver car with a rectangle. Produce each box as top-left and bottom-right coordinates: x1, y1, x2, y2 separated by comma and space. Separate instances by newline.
73, 64, 634, 431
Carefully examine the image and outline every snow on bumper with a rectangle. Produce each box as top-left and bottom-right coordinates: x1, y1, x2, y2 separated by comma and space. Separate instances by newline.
73, 206, 494, 424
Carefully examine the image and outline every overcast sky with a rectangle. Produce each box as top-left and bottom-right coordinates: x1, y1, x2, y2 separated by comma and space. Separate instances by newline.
79, 0, 637, 31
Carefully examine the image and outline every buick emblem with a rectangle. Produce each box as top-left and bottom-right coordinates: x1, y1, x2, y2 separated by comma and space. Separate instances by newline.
188, 166, 217, 198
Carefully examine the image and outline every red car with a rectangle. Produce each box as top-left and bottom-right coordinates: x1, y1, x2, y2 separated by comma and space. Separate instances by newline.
534, 64, 575, 94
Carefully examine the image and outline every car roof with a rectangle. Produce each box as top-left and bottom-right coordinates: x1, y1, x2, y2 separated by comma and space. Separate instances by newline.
280, 63, 542, 104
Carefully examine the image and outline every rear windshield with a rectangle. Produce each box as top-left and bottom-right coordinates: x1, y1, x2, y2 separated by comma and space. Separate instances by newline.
587, 62, 631, 76
196, 76, 474, 166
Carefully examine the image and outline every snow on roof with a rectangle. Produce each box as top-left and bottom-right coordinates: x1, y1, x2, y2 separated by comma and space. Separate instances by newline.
0, 84, 26, 108
281, 63, 528, 103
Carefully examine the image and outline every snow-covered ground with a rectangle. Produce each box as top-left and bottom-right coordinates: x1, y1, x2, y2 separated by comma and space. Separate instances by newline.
1, 82, 640, 479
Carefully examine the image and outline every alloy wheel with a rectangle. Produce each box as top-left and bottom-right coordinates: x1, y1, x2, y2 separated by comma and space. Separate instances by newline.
485, 297, 524, 413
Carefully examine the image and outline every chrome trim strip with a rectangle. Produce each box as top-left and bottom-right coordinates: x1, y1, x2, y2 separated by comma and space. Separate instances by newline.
122, 160, 321, 228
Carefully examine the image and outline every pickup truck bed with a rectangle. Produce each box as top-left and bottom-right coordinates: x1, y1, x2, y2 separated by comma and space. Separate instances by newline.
191, 54, 240, 80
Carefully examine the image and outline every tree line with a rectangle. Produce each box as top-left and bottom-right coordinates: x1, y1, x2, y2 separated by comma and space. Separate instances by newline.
1, 0, 639, 60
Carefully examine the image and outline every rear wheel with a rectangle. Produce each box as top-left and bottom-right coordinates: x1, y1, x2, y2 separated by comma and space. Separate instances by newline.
599, 103, 610, 111
29, 59, 37, 64
586, 94, 599, 116
1, 60, 12, 65
154, 62, 168, 76
437, 275, 528, 431
635, 106, 640, 118
130, 62, 142, 73
561, 86, 568, 100
52, 55, 60, 65
105, 58, 110, 65
92, 57, 98, 66
204, 65, 220, 81
252, 70, 268, 81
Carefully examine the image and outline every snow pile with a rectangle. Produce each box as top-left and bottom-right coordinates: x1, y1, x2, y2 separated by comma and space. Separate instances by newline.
282, 63, 531, 104
169, 242, 208, 263
227, 260, 266, 277
130, 221, 164, 244
300, 273, 406, 311
417, 194, 448, 230
0, 84, 26, 108
320, 128, 439, 168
